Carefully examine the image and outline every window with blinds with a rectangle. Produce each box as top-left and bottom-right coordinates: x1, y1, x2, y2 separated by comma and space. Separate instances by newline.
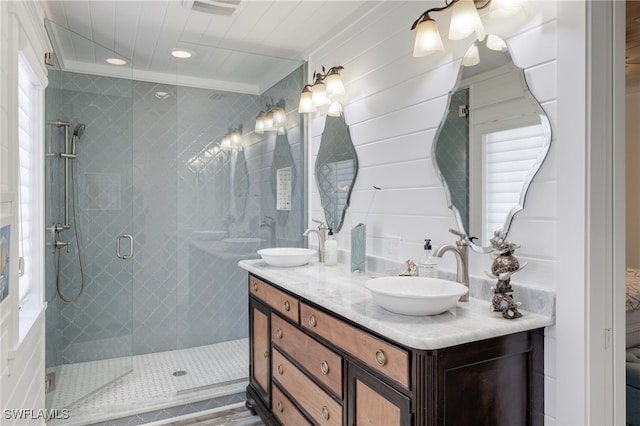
481, 124, 547, 243
17, 53, 44, 336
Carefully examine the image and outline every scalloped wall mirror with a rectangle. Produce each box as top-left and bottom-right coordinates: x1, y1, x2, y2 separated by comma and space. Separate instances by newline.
432, 36, 552, 251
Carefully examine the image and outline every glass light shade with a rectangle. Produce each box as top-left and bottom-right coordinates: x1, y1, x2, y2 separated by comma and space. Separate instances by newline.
201, 149, 214, 162
221, 136, 232, 151
298, 87, 316, 113
327, 102, 343, 117
325, 72, 345, 98
206, 145, 221, 157
272, 107, 287, 127
486, 34, 507, 51
413, 19, 445, 57
449, 0, 486, 41
462, 44, 480, 67
230, 131, 241, 146
263, 112, 275, 132
254, 115, 265, 134
490, 0, 527, 18
311, 80, 328, 107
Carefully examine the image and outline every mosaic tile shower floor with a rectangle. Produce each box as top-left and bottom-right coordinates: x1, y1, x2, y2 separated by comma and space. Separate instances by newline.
50, 338, 248, 425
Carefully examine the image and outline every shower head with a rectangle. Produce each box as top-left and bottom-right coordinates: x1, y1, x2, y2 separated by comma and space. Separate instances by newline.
71, 123, 86, 156
73, 123, 86, 138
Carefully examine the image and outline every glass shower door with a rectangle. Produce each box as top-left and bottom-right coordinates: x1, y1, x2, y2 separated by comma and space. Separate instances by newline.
44, 20, 134, 412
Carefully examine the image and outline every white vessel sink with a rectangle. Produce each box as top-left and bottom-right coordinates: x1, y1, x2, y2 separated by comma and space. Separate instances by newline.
365, 276, 468, 316
220, 237, 264, 252
257, 247, 316, 267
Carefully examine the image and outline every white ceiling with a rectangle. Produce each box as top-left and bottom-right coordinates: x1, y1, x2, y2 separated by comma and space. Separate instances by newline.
42, 0, 376, 94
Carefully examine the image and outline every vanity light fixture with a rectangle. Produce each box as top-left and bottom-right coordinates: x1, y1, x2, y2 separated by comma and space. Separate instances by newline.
298, 66, 345, 114
410, 0, 527, 57
255, 100, 287, 134
186, 124, 242, 174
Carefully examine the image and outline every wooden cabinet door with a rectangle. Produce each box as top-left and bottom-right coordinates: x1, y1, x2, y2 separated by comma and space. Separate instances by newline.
348, 364, 411, 426
250, 299, 270, 403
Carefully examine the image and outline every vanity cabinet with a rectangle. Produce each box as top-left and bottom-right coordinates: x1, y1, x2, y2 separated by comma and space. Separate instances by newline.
246, 273, 544, 426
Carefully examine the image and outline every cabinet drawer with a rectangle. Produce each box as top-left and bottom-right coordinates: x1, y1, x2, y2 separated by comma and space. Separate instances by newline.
272, 349, 342, 426
272, 314, 343, 397
300, 303, 409, 389
249, 275, 299, 323
272, 383, 312, 426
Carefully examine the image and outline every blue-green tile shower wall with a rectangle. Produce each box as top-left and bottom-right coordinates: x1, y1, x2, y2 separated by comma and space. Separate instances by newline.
45, 66, 305, 366
434, 88, 469, 233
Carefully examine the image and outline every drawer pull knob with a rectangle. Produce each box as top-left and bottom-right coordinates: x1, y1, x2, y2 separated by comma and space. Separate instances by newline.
277, 401, 283, 413
308, 315, 317, 327
375, 349, 387, 366
284, 300, 290, 311
321, 406, 330, 420
276, 328, 283, 339
252, 282, 258, 292
321, 361, 329, 375
263, 351, 269, 358
277, 364, 283, 375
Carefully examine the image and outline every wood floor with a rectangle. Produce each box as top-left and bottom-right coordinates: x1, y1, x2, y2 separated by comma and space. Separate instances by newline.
162, 406, 264, 426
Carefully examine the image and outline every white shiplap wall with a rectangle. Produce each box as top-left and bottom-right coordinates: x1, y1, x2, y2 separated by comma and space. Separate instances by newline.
308, 2, 558, 423
0, 2, 48, 425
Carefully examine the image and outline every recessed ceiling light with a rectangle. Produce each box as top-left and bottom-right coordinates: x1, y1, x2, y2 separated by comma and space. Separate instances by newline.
106, 57, 127, 65
171, 49, 193, 59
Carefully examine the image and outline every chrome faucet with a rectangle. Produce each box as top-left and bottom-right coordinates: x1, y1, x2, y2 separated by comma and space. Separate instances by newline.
433, 228, 470, 302
303, 219, 327, 262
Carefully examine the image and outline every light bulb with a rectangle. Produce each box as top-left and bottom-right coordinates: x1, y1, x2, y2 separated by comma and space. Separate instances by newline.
449, 0, 486, 41
413, 18, 445, 57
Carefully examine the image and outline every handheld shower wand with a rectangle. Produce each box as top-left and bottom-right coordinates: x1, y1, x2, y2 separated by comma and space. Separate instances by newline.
71, 123, 85, 156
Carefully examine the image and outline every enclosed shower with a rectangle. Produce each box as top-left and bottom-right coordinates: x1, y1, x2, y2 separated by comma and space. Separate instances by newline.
44, 21, 305, 425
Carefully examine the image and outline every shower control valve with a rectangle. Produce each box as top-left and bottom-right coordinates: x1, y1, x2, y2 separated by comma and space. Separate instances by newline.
53, 239, 71, 253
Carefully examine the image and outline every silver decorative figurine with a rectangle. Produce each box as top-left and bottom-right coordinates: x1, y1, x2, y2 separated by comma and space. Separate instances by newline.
487, 232, 525, 319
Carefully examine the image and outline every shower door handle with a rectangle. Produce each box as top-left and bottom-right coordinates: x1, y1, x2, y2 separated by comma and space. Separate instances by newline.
116, 234, 134, 260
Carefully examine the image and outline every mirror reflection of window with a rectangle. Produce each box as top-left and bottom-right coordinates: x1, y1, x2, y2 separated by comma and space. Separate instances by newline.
475, 123, 547, 243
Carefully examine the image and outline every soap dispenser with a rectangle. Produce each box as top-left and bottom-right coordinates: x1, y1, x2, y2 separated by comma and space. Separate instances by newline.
324, 228, 338, 266
418, 239, 438, 278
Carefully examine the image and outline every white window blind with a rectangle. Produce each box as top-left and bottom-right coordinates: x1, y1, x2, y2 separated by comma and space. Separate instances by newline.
17, 56, 38, 306
482, 124, 546, 242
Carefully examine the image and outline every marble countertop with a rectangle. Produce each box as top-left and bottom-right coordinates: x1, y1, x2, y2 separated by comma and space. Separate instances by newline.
238, 259, 555, 351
